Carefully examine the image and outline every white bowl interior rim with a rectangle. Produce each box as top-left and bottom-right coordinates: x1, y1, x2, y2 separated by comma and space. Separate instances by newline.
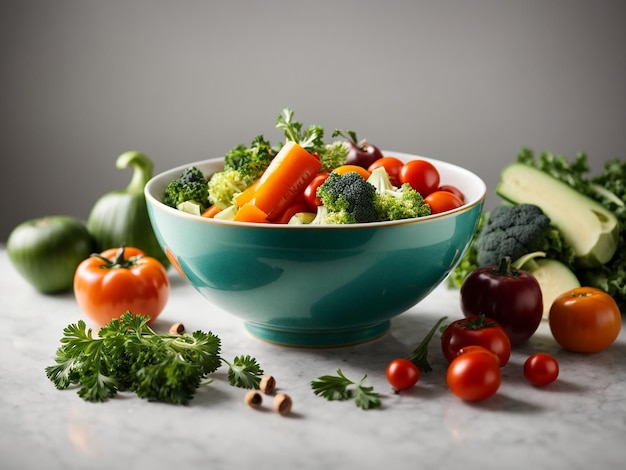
145, 151, 487, 229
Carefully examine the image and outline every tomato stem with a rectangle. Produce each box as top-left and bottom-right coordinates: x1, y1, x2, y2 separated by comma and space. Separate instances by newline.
407, 316, 447, 373
91, 245, 142, 270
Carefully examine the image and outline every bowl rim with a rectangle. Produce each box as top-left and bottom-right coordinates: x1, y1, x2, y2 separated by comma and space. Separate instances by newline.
145, 150, 486, 230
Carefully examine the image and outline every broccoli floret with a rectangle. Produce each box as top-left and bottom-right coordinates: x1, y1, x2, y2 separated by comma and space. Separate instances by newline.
207, 169, 254, 210
317, 141, 349, 171
162, 166, 210, 210
206, 136, 276, 209
367, 167, 431, 220
378, 184, 431, 220
316, 171, 380, 224
474, 204, 574, 266
223, 135, 275, 181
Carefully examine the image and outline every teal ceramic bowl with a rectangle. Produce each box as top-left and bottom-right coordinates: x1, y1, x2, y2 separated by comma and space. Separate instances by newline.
145, 152, 486, 347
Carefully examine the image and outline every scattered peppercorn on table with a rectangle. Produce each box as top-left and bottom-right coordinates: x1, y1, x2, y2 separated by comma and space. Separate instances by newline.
1, 246, 625, 470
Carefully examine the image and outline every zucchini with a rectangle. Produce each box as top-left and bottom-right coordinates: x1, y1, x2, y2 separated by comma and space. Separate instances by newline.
496, 163, 619, 267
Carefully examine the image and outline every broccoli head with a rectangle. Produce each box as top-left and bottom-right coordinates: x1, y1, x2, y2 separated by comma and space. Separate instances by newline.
474, 203, 574, 266
223, 135, 275, 181
377, 184, 431, 220
162, 166, 210, 210
367, 167, 430, 220
207, 169, 254, 210
316, 171, 380, 224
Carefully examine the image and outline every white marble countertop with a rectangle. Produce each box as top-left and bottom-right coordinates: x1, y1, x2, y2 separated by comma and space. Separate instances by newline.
1, 245, 625, 470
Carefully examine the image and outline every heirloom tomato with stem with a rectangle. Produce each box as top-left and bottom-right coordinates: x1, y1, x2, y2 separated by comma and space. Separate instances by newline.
441, 315, 511, 366
74, 245, 170, 327
549, 287, 621, 353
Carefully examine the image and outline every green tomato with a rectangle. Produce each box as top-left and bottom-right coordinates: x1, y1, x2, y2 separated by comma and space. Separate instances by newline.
7, 216, 95, 293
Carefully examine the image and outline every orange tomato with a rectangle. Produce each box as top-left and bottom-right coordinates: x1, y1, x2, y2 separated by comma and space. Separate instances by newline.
74, 246, 170, 327
549, 287, 621, 353
424, 190, 464, 214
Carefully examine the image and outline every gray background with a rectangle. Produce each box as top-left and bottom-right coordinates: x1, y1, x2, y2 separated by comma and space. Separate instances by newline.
2, 0, 625, 242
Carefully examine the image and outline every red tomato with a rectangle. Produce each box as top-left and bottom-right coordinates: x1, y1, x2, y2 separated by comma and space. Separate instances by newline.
386, 358, 420, 391
549, 287, 621, 353
438, 184, 465, 202
441, 315, 511, 366
303, 173, 329, 210
523, 353, 559, 386
74, 246, 170, 327
424, 190, 464, 214
273, 200, 312, 224
447, 350, 501, 401
457, 345, 501, 364
399, 160, 440, 197
368, 156, 404, 187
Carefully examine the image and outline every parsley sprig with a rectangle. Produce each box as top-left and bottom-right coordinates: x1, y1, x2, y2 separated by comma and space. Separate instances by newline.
311, 369, 381, 410
45, 312, 264, 405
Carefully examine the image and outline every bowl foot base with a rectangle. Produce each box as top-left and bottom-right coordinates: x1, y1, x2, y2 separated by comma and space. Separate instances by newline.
244, 320, 390, 348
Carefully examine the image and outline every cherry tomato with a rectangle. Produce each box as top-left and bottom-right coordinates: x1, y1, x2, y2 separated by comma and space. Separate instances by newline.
457, 345, 501, 364
441, 315, 511, 366
386, 358, 420, 391
437, 184, 465, 203
74, 246, 170, 326
447, 350, 501, 401
460, 257, 543, 346
368, 156, 404, 187
273, 200, 312, 224
303, 173, 329, 210
424, 190, 464, 214
523, 353, 559, 386
549, 287, 621, 353
399, 160, 440, 197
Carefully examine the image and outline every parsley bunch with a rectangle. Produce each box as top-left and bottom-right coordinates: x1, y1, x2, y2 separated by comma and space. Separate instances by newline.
45, 312, 264, 405
311, 369, 381, 410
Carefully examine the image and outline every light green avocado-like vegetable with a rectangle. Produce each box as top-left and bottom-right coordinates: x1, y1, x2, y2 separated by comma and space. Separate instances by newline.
87, 151, 169, 267
513, 251, 580, 319
496, 162, 619, 267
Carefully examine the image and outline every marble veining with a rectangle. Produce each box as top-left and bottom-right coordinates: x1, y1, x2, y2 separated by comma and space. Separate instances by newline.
1, 247, 624, 470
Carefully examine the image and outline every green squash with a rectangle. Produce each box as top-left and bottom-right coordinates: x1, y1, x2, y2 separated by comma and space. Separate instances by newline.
7, 215, 95, 293
87, 151, 169, 267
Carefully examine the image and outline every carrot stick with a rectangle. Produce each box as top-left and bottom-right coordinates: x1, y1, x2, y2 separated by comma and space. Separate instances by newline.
233, 179, 260, 207
252, 141, 322, 220
333, 165, 371, 180
201, 204, 222, 218
233, 202, 270, 223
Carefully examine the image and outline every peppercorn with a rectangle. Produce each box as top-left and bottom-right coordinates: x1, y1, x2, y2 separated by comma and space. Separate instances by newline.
169, 322, 185, 335
273, 393, 292, 415
259, 375, 276, 394
244, 390, 263, 408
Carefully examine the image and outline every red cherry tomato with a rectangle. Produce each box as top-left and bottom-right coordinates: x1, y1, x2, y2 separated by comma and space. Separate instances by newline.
368, 157, 404, 187
386, 358, 420, 391
438, 184, 465, 202
303, 173, 329, 210
523, 353, 559, 386
441, 315, 511, 366
447, 350, 501, 401
399, 160, 440, 197
457, 345, 502, 364
424, 190, 464, 214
